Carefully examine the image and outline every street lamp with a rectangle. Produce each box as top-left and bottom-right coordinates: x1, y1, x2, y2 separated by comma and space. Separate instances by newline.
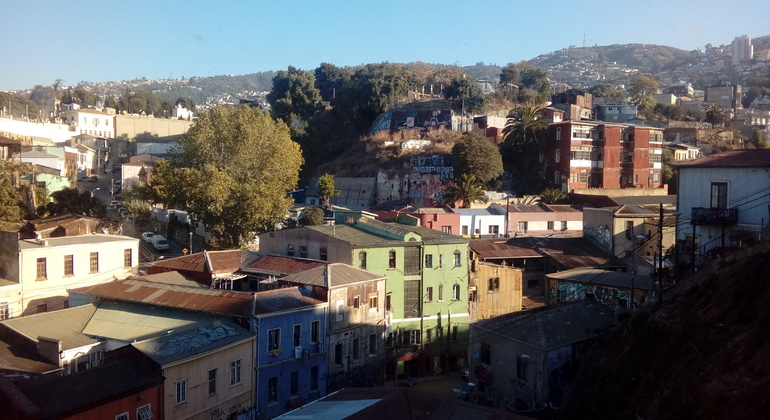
189, 231, 193, 254
90, 188, 101, 198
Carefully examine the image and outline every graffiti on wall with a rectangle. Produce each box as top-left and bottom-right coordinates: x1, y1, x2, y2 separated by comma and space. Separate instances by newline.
584, 223, 612, 253
372, 110, 452, 135
148, 324, 241, 358
410, 155, 453, 180
549, 281, 630, 310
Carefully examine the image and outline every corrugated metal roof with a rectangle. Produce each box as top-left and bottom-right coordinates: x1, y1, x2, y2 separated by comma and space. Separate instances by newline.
612, 196, 676, 206
1, 304, 98, 350
546, 267, 653, 291
677, 149, 770, 168
357, 217, 413, 238
470, 239, 544, 259
82, 302, 214, 342
254, 286, 326, 315
206, 250, 243, 274
279, 263, 386, 288
135, 271, 207, 287
307, 221, 468, 246
529, 238, 618, 270
71, 279, 255, 317
132, 321, 253, 366
411, 207, 452, 214
472, 302, 615, 351
18, 234, 137, 249
242, 254, 326, 275
0, 339, 60, 374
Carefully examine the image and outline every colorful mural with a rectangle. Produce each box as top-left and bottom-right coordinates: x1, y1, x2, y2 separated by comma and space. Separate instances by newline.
584, 222, 612, 253
549, 281, 630, 310
372, 110, 452, 135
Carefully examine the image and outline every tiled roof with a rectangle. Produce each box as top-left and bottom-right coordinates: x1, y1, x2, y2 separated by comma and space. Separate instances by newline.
71, 278, 255, 317
279, 263, 386, 288
150, 250, 242, 275
677, 149, 770, 168
546, 267, 654, 291
254, 286, 325, 315
472, 302, 615, 351
242, 254, 327, 275
0, 304, 98, 350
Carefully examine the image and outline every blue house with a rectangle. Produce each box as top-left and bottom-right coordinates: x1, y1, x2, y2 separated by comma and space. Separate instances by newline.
253, 286, 328, 419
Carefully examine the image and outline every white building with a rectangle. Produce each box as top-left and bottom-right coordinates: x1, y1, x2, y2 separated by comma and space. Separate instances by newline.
452, 204, 508, 238
15, 150, 64, 173
62, 108, 116, 138
170, 104, 195, 120
732, 35, 754, 64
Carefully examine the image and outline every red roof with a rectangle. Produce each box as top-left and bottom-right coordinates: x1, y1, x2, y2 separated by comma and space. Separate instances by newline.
677, 149, 770, 168
243, 254, 326, 275
151, 250, 242, 275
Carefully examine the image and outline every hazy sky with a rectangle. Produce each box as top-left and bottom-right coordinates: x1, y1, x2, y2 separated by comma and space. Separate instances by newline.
1, 0, 768, 91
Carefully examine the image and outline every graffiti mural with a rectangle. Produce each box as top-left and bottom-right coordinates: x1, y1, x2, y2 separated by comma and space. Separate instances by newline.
584, 222, 612, 253
147, 324, 241, 358
549, 281, 631, 310
372, 110, 452, 135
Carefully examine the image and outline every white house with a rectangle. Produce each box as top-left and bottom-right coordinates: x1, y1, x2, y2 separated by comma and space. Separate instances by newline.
452, 204, 507, 238
676, 149, 770, 266
170, 103, 195, 120
62, 108, 116, 138
0, 232, 139, 316
15, 150, 64, 173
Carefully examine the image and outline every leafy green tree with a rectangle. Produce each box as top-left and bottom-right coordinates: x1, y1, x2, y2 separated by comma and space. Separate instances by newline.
153, 105, 303, 248
267, 66, 322, 124
500, 62, 551, 104
314, 63, 352, 102
298, 206, 325, 226
0, 160, 27, 224
452, 133, 503, 183
444, 174, 487, 208
588, 84, 627, 101
335, 63, 408, 124
42, 188, 107, 218
705, 102, 726, 125
662, 149, 677, 194
318, 173, 341, 208
628, 75, 659, 117
443, 76, 488, 114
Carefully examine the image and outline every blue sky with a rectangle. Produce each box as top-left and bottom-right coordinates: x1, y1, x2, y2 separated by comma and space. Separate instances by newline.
1, 0, 768, 91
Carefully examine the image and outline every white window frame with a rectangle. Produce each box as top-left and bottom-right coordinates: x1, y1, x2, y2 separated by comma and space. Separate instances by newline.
175, 379, 187, 405
230, 359, 242, 386
137, 404, 152, 420
116, 413, 129, 420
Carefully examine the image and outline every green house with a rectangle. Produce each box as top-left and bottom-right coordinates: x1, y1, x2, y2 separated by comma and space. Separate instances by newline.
260, 214, 470, 378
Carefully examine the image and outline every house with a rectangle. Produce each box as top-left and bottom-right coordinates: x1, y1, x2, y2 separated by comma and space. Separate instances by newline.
0, 278, 20, 320
545, 121, 665, 191
304, 177, 377, 209
705, 83, 742, 110
594, 104, 638, 123
582, 201, 675, 259
546, 267, 654, 309
277, 263, 387, 392
452, 205, 507, 238
120, 160, 154, 190
468, 261, 523, 321
550, 89, 593, 120
372, 207, 461, 236
675, 149, 770, 266
664, 141, 701, 161
61, 108, 115, 138
148, 249, 243, 288
239, 253, 327, 291
0, 345, 164, 420
468, 302, 615, 410
15, 150, 64, 174
259, 214, 471, 379
0, 229, 138, 317
170, 103, 195, 120
503, 203, 583, 238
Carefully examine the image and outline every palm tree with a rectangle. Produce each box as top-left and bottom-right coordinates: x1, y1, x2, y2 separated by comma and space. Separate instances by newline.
501, 105, 548, 152
445, 174, 487, 208
539, 187, 564, 204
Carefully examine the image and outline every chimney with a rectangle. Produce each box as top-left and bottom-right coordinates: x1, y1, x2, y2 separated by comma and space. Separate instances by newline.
37, 336, 62, 365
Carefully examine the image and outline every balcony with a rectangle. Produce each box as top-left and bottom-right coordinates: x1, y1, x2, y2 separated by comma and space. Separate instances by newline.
691, 207, 739, 225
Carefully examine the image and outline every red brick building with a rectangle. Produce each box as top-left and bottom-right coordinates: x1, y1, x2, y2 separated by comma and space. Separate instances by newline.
545, 121, 664, 191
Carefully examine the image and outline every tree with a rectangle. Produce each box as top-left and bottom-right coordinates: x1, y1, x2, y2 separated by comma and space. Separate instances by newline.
588, 84, 627, 101
539, 187, 565, 204
42, 188, 107, 218
628, 75, 659, 116
501, 105, 550, 195
298, 207, 325, 226
152, 105, 303, 248
443, 76, 488, 114
444, 174, 487, 208
705, 103, 726, 125
0, 160, 27, 224
662, 149, 677, 194
318, 173, 341, 208
267, 66, 322, 125
502, 105, 547, 151
314, 63, 352, 102
500, 62, 551, 104
452, 133, 503, 182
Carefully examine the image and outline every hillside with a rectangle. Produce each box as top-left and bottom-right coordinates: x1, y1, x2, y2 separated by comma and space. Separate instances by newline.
561, 244, 770, 419
529, 44, 693, 73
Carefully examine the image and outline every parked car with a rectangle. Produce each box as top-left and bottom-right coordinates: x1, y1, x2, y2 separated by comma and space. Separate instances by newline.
113, 180, 122, 187
88, 176, 98, 182
452, 382, 475, 400
110, 200, 120, 209
151, 235, 170, 251
141, 232, 154, 243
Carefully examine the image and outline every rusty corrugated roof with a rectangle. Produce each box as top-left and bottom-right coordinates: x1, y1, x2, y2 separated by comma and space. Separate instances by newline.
242, 254, 327, 275
677, 149, 770, 168
470, 239, 544, 259
151, 250, 241, 275
279, 263, 386, 288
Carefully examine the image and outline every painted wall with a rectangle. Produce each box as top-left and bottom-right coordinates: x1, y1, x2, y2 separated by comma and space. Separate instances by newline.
582, 208, 614, 254
469, 263, 523, 321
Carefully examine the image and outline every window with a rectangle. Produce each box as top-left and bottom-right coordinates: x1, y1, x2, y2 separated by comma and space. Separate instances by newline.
287, 244, 294, 256
572, 126, 591, 139
89, 252, 99, 273
453, 250, 462, 267
561, 221, 568, 230
336, 300, 344, 321
554, 171, 561, 185
711, 182, 728, 209
268, 377, 278, 404
518, 221, 528, 233
0, 302, 8, 320
462, 225, 469, 235
452, 325, 459, 342
293, 324, 302, 346
438, 284, 444, 301
299, 246, 308, 258
137, 404, 152, 420
369, 333, 377, 355
426, 287, 434, 302
441, 226, 452, 234
353, 296, 360, 309
358, 251, 367, 269
175, 379, 187, 404
517, 355, 530, 381
385, 295, 392, 311
452, 284, 461, 300
404, 246, 420, 275
268, 328, 280, 353
404, 280, 420, 316
311, 320, 320, 343
488, 277, 500, 292
64, 255, 74, 276
352, 338, 360, 360
369, 294, 378, 311
580, 172, 588, 182
625, 220, 634, 237
290, 371, 299, 396
124, 248, 132, 268
116, 413, 129, 420
320, 247, 328, 261
207, 368, 217, 395
36, 257, 47, 280
425, 254, 433, 269
480, 343, 491, 365
310, 366, 319, 391
230, 359, 241, 386
488, 225, 499, 235
410, 330, 421, 345
555, 149, 561, 163
547, 221, 555, 230
388, 250, 396, 269
438, 254, 444, 268
335, 343, 343, 365
345, 215, 354, 223
556, 127, 562, 141
571, 149, 591, 160
649, 151, 662, 163
426, 328, 433, 344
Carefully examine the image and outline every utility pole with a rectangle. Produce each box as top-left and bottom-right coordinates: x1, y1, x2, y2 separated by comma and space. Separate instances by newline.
658, 203, 664, 307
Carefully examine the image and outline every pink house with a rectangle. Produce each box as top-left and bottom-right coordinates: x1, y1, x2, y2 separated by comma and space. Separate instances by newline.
372, 207, 461, 236
504, 204, 583, 237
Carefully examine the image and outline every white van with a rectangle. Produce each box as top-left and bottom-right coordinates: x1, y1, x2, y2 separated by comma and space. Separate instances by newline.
151, 235, 170, 251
